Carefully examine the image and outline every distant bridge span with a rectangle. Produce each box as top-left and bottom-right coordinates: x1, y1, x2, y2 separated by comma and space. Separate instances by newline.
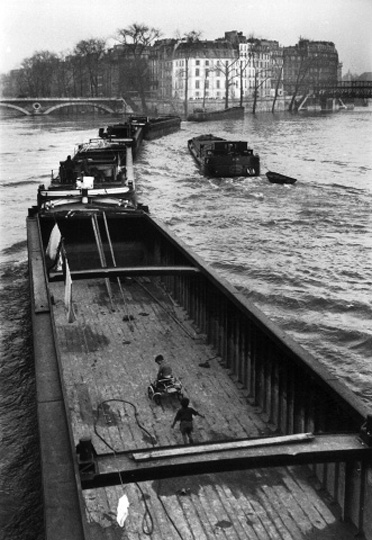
315, 81, 372, 99
0, 97, 130, 116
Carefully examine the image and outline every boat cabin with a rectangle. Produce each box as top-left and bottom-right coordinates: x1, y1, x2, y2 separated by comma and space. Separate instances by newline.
99, 124, 132, 140
208, 141, 254, 156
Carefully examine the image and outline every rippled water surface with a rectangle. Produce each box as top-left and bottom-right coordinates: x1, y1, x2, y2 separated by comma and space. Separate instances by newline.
0, 109, 371, 538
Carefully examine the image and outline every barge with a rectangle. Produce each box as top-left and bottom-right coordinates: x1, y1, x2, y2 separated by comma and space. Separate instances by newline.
124, 114, 182, 144
38, 116, 181, 210
27, 196, 372, 539
188, 134, 260, 177
41, 122, 138, 209
187, 106, 244, 122
143, 114, 182, 140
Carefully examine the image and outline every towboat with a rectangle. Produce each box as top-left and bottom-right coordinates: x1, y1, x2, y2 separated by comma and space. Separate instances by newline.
188, 134, 260, 177
266, 171, 297, 184
187, 106, 244, 122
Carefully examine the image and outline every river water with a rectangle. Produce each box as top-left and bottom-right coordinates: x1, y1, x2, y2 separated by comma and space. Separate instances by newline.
0, 109, 371, 538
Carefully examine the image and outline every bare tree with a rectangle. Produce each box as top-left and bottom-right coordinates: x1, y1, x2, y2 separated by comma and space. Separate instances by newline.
270, 61, 283, 113
73, 39, 106, 97
244, 40, 272, 114
286, 54, 317, 112
216, 58, 239, 109
173, 31, 202, 117
19, 51, 59, 97
237, 58, 250, 107
284, 38, 332, 112
54, 53, 74, 97
116, 23, 162, 113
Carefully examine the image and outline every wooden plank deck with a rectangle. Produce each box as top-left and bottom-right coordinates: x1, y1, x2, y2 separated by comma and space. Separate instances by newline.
50, 276, 357, 540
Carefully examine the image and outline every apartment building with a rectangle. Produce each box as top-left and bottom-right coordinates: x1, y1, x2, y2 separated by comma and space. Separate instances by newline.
216, 32, 283, 99
171, 40, 238, 101
283, 39, 339, 95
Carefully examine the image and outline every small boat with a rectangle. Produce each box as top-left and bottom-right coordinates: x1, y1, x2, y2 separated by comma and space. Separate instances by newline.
188, 134, 260, 177
187, 106, 244, 122
266, 171, 297, 184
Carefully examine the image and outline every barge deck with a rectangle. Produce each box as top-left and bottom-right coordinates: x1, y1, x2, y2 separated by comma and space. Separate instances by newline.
48, 275, 357, 539
28, 206, 372, 540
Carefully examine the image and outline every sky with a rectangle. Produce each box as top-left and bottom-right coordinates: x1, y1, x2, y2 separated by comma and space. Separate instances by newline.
1, 0, 372, 76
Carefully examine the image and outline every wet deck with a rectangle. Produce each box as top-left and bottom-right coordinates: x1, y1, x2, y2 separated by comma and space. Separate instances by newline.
51, 276, 357, 539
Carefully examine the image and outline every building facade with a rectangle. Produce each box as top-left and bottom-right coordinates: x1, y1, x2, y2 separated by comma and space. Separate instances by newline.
283, 39, 339, 95
171, 40, 238, 102
150, 34, 339, 106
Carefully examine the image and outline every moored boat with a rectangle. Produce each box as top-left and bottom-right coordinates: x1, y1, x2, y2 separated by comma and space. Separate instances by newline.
266, 170, 297, 184
188, 133, 260, 177
187, 106, 244, 122
125, 114, 182, 144
27, 189, 372, 538
143, 114, 182, 140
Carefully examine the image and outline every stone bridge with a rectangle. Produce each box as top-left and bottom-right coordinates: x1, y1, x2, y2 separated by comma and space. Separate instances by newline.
0, 97, 131, 116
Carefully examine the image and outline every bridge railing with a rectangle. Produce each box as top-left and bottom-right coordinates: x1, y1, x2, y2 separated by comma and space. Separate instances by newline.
315, 81, 372, 98
0, 97, 128, 116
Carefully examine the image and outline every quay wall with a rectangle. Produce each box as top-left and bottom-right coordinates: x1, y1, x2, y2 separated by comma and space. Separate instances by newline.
130, 97, 291, 117
148, 215, 372, 539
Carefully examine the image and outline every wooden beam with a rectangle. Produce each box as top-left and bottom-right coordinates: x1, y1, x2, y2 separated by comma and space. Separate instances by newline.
132, 432, 315, 461
49, 266, 201, 281
81, 433, 372, 489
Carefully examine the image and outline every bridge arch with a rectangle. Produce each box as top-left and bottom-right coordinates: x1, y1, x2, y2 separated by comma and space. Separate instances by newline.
44, 102, 116, 115
0, 103, 32, 116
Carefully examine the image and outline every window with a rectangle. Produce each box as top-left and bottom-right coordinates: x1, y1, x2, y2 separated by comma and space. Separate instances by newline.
196, 60, 200, 65
195, 80, 200, 89
196, 69, 200, 76
206, 60, 209, 66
